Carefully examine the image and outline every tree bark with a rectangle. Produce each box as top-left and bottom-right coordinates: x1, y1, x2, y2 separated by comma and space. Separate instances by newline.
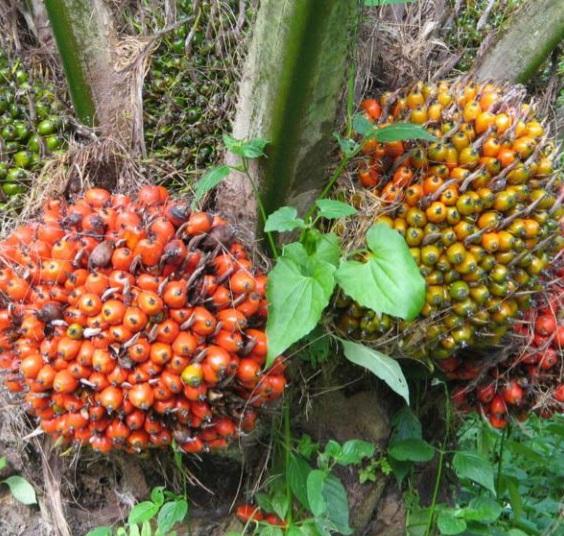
472, 0, 564, 84
216, 0, 359, 241
17, 0, 55, 50
44, 0, 144, 151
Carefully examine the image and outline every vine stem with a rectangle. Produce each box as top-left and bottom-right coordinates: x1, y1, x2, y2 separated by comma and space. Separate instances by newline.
303, 149, 360, 224
284, 399, 293, 525
426, 450, 444, 536
241, 161, 279, 258
496, 423, 509, 495
425, 383, 452, 536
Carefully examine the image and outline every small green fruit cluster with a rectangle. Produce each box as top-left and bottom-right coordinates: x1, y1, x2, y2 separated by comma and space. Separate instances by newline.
144, 0, 246, 173
0, 53, 66, 207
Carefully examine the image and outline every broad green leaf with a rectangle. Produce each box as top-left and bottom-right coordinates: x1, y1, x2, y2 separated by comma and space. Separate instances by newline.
391, 408, 422, 442
388, 439, 434, 462
545, 421, 564, 437
150, 487, 165, 507
286, 527, 305, 536
255, 492, 274, 513
340, 339, 409, 404
314, 519, 333, 536
389, 458, 411, 485
85, 528, 112, 536
271, 491, 290, 520
506, 440, 545, 464
374, 123, 437, 143
241, 138, 269, 159
463, 496, 501, 523
352, 114, 436, 142
128, 501, 160, 525
351, 114, 375, 138
141, 521, 152, 536
300, 328, 331, 366
287, 454, 312, 510
264, 206, 305, 233
163, 490, 181, 502
322, 474, 353, 535
297, 435, 320, 460
337, 440, 375, 465
334, 133, 360, 158
129, 524, 141, 536
315, 199, 357, 220
300, 520, 326, 536
307, 469, 328, 516
116, 528, 128, 536
282, 242, 314, 267
3, 475, 36, 505
532, 496, 560, 517
405, 505, 432, 536
335, 224, 425, 320
223, 135, 269, 159
223, 134, 243, 154
192, 165, 230, 207
501, 475, 523, 520
452, 451, 496, 495
0, 457, 5, 471
323, 440, 343, 461
365, 0, 415, 6
302, 230, 342, 267
257, 527, 284, 536
437, 510, 467, 535
266, 252, 336, 363
506, 530, 528, 536
157, 499, 188, 534
313, 233, 341, 267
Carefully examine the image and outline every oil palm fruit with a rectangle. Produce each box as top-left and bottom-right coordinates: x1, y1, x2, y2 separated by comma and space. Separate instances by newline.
445, 279, 563, 425
143, 0, 246, 174
0, 185, 285, 454
0, 52, 66, 209
336, 80, 562, 363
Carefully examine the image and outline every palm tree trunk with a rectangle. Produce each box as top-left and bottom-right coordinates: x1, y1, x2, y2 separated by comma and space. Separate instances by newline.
473, 0, 564, 84
44, 0, 144, 151
217, 0, 359, 240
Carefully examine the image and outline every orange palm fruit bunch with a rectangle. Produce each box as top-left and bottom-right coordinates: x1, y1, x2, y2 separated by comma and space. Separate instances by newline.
0, 185, 286, 454
336, 80, 563, 363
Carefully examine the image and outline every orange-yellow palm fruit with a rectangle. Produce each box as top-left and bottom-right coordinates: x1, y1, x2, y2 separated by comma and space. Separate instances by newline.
340, 79, 561, 362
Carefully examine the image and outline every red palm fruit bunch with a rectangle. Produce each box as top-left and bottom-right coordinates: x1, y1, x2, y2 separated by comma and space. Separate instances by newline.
445, 275, 563, 428
335, 80, 562, 363
0, 185, 287, 454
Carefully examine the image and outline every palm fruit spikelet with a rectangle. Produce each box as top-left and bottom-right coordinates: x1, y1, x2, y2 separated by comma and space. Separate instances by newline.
0, 51, 67, 206
0, 185, 286, 454
446, 273, 564, 427
334, 79, 563, 363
